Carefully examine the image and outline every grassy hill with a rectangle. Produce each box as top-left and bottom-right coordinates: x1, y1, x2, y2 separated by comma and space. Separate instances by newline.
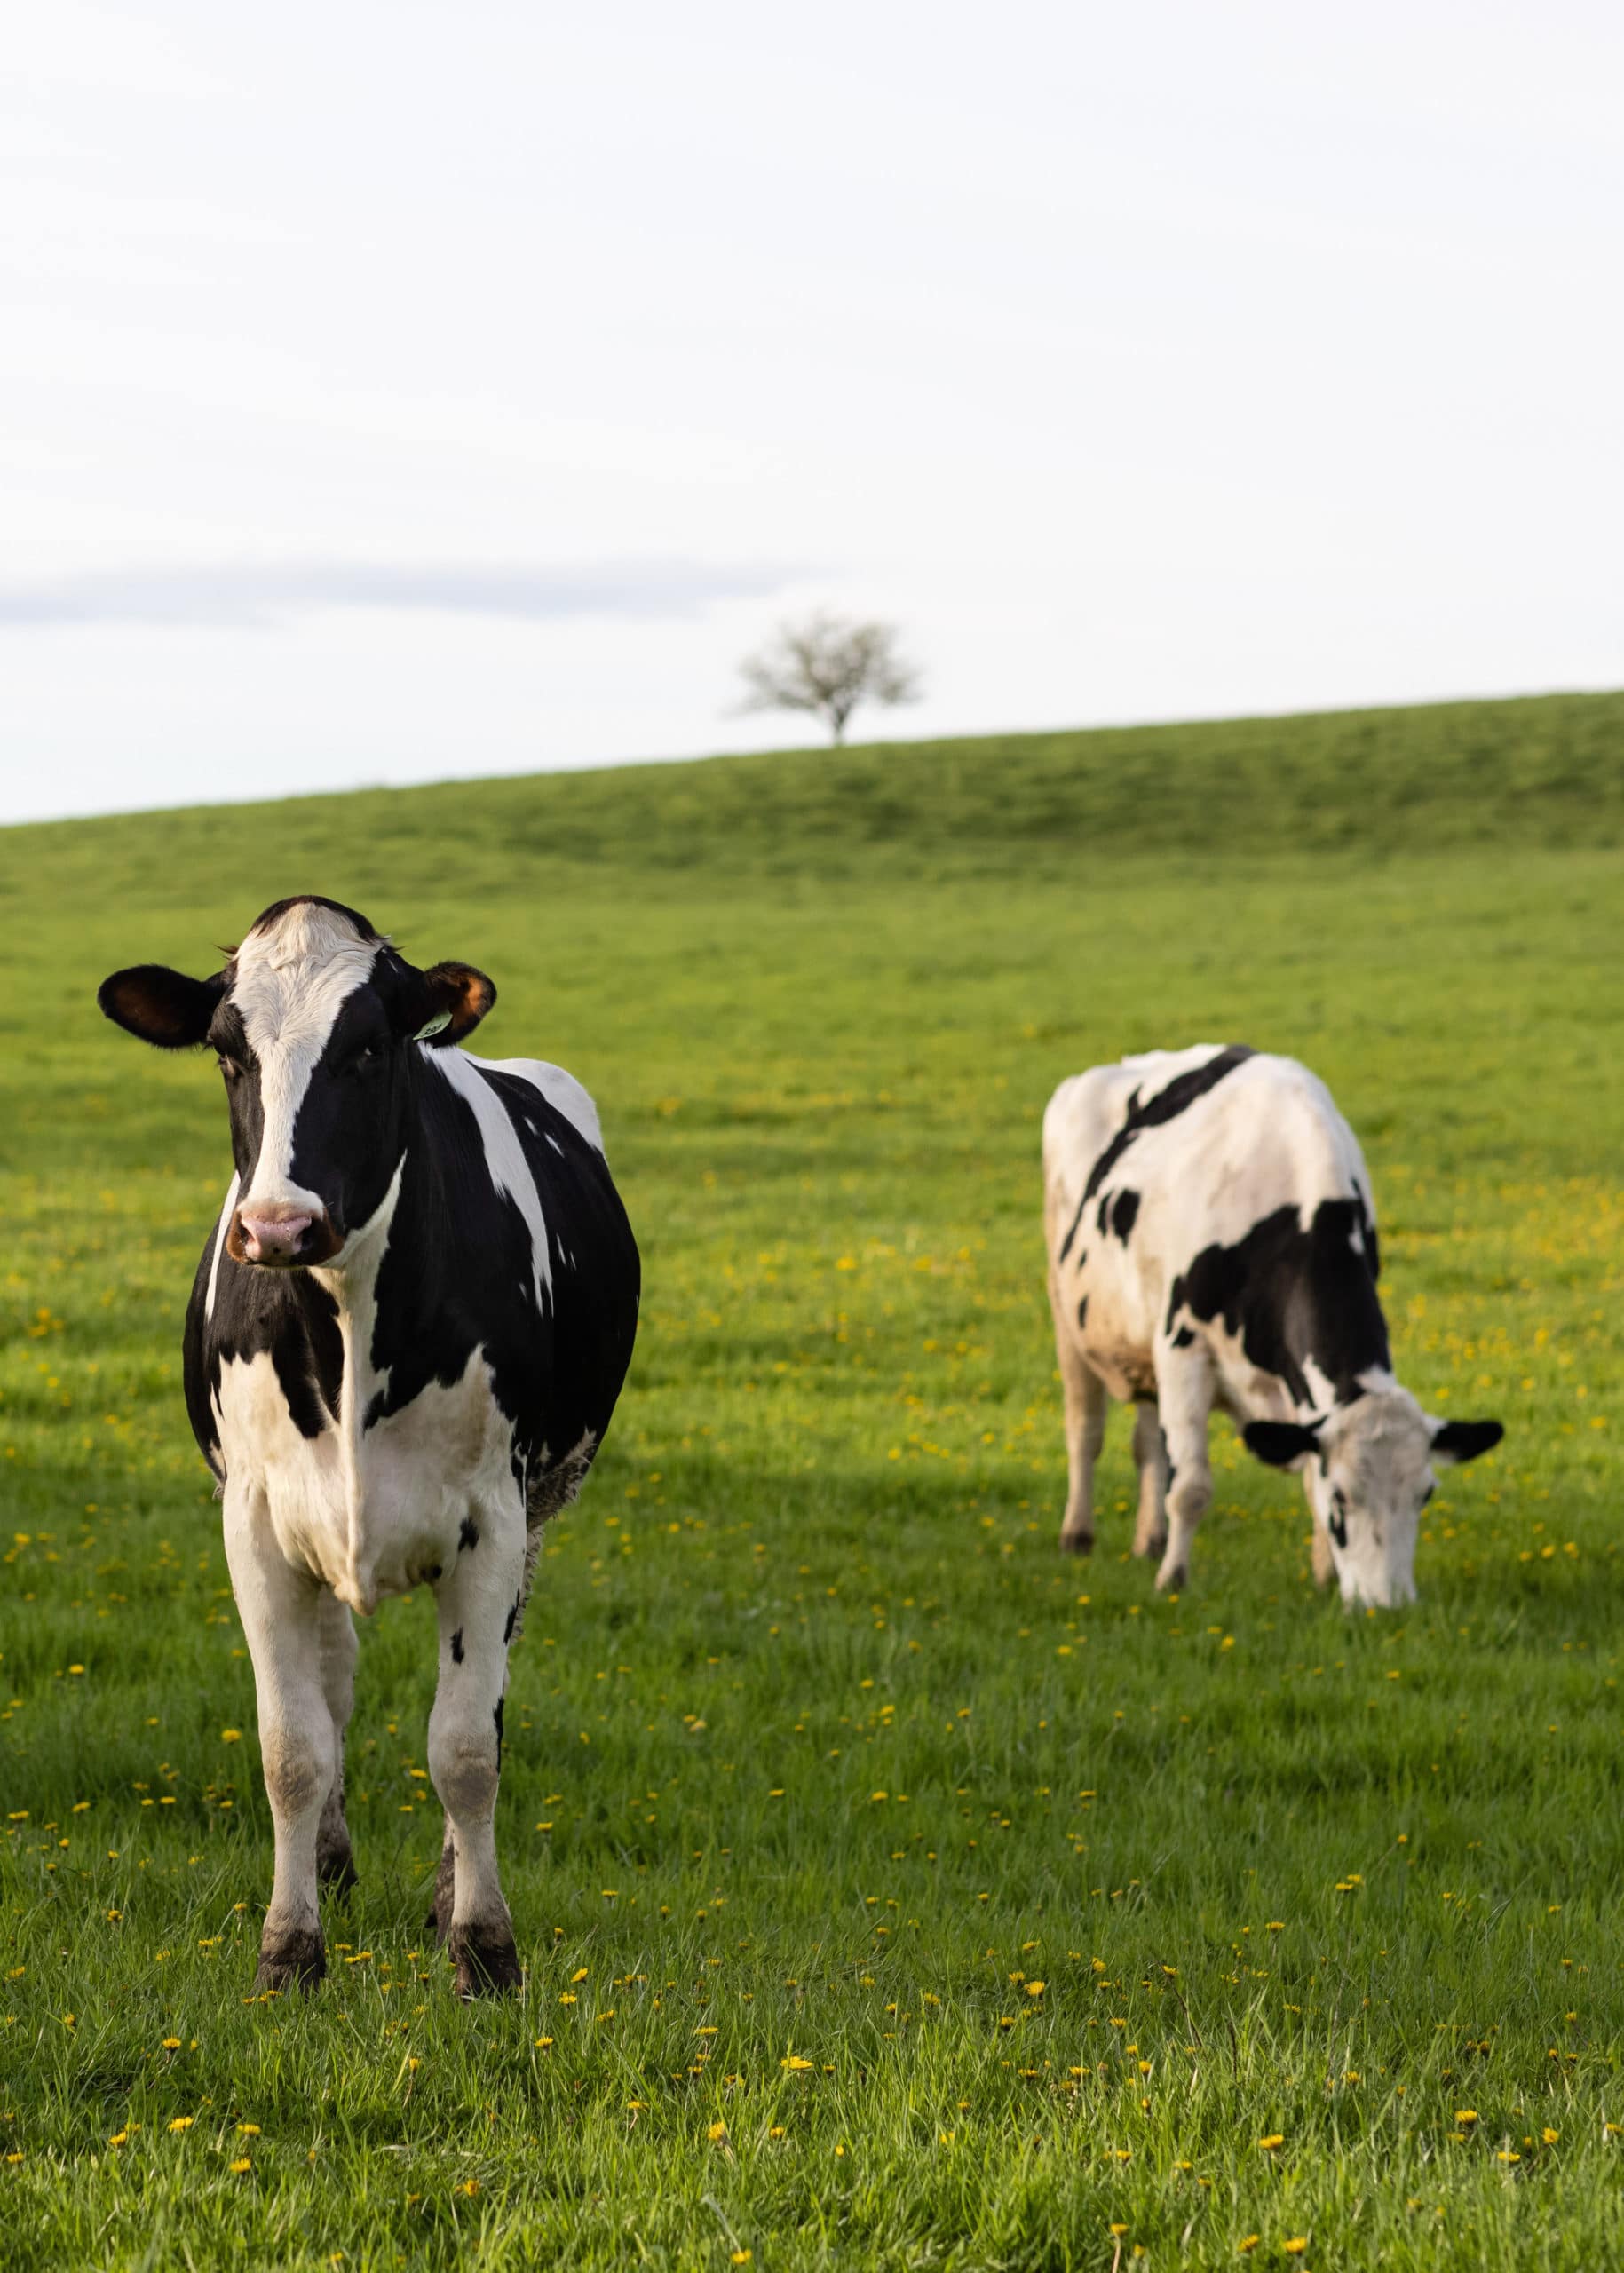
2, 691, 1622, 2269
1, 690, 1620, 917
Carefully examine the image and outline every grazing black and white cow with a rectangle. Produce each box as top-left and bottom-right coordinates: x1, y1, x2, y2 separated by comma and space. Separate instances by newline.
1042, 1045, 1501, 1606
98, 897, 638, 1995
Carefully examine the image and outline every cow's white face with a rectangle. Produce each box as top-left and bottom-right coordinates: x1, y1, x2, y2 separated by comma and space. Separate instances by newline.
1245, 1391, 1503, 1608
1308, 1390, 1436, 1607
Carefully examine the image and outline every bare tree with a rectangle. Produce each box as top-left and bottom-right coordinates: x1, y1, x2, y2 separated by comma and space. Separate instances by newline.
736, 612, 922, 745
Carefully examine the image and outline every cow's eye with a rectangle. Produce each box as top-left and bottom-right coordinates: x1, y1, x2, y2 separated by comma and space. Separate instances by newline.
1327, 1485, 1349, 1549
352, 1038, 386, 1069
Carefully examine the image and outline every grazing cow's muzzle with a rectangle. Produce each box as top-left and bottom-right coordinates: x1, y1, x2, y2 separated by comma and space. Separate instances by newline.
228, 1205, 343, 1269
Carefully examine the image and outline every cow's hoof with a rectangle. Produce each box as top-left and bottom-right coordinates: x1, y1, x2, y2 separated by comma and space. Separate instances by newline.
318, 1848, 359, 1897
448, 1923, 522, 2000
1154, 1561, 1187, 1595
1132, 1530, 1168, 1562
1058, 1529, 1094, 1556
255, 1928, 326, 1992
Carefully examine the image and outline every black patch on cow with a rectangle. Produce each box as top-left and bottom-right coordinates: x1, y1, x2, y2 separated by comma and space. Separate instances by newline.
1168, 1198, 1389, 1409
1171, 1324, 1195, 1349
458, 1516, 480, 1553
1327, 1494, 1349, 1549
450, 1627, 464, 1665
1432, 1418, 1504, 1463
1059, 1046, 1256, 1265
1110, 1189, 1140, 1243
503, 1601, 518, 1645
1242, 1417, 1326, 1468
493, 1694, 505, 1767
1076, 1295, 1089, 1328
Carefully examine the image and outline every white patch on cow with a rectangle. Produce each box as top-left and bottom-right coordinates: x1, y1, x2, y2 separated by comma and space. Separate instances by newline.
204, 1172, 241, 1321
424, 1050, 554, 1312
475, 1054, 606, 1152
232, 901, 379, 1218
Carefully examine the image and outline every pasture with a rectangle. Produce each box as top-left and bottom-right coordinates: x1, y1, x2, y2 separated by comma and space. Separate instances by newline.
2, 692, 1622, 2269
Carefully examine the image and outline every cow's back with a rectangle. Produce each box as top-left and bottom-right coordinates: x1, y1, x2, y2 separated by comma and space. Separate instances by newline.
1044, 1046, 1375, 1372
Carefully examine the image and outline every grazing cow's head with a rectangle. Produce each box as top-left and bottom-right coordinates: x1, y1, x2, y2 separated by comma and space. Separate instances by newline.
98, 897, 495, 1268
1244, 1389, 1502, 1608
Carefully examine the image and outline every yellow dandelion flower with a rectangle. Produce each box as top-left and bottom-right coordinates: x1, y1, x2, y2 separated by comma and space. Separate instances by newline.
1498, 2150, 1520, 2162
220, 1730, 242, 1744
1110, 2224, 1129, 2237
708, 2121, 728, 2142
1455, 2110, 1477, 2124
168, 2116, 194, 2133
781, 2055, 814, 2070
769, 2125, 785, 2138
1543, 2127, 1559, 2143
1284, 2245, 1308, 2258
161, 2037, 182, 2050
731, 2254, 753, 2265
1259, 2133, 1284, 2150
1026, 1980, 1046, 1997
230, 2157, 252, 2174
1239, 2241, 1260, 2256
237, 2122, 260, 2135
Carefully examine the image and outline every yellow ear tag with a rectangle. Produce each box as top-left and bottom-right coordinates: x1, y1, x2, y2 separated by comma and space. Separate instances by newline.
414, 1011, 452, 1042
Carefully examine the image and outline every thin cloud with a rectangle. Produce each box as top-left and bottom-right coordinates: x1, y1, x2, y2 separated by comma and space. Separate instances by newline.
0, 558, 806, 630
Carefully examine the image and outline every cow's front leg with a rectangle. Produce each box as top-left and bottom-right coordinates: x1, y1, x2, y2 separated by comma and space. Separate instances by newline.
427, 1510, 526, 1998
315, 1588, 359, 1894
1151, 1349, 1215, 1594
1130, 1403, 1168, 1560
1050, 1272, 1107, 1554
223, 1488, 334, 1991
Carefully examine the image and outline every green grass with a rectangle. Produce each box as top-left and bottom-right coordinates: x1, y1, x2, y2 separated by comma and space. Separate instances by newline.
2, 693, 1622, 2269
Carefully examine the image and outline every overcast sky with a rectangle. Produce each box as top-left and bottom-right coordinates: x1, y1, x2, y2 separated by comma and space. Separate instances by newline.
3, 0, 1619, 822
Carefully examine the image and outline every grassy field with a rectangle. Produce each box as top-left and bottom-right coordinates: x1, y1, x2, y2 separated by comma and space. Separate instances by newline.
2, 693, 1622, 2269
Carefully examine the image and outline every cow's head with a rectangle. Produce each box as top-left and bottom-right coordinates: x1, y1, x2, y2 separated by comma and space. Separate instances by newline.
1244, 1389, 1502, 1608
98, 896, 495, 1269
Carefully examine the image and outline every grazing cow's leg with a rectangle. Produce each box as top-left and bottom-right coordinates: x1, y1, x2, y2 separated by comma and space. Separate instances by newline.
224, 1487, 334, 1990
427, 1819, 456, 1942
314, 1589, 359, 1895
1130, 1405, 1168, 1560
1308, 1484, 1336, 1588
1051, 1272, 1106, 1554
427, 1511, 526, 1998
1151, 1347, 1215, 1595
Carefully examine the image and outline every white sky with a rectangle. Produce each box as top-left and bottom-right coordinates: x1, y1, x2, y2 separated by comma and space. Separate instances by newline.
3, 0, 1619, 822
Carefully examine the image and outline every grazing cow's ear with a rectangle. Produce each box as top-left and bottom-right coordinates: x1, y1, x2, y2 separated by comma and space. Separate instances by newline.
1430, 1417, 1504, 1466
98, 964, 225, 1049
405, 962, 496, 1047
1242, 1418, 1323, 1469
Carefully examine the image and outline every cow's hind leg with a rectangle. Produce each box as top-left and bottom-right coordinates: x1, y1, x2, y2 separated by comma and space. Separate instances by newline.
224, 1488, 333, 1991
428, 1509, 527, 1998
1130, 1404, 1168, 1561
315, 1589, 359, 1896
1051, 1274, 1107, 1554
1151, 1345, 1216, 1595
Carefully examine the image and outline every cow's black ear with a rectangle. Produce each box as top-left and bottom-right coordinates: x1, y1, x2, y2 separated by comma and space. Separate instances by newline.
1431, 1418, 1503, 1466
98, 965, 224, 1049
1242, 1419, 1323, 1469
407, 962, 496, 1047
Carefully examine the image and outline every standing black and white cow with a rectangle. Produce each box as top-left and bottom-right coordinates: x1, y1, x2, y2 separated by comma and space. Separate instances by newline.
98, 896, 638, 1996
1042, 1045, 1501, 1606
